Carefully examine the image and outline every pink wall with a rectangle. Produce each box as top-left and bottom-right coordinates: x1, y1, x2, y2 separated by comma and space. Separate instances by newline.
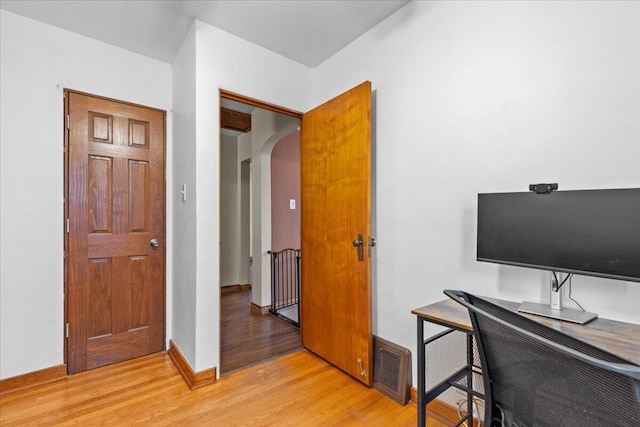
271, 131, 300, 251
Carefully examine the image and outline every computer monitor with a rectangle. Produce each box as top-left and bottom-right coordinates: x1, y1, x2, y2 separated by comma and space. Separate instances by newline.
477, 187, 640, 323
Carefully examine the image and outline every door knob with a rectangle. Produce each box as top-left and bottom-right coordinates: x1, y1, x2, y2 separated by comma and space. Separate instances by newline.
150, 238, 159, 248
353, 234, 364, 261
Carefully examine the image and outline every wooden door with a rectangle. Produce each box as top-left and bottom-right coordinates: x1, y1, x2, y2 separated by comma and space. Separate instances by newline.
66, 91, 165, 374
300, 81, 372, 385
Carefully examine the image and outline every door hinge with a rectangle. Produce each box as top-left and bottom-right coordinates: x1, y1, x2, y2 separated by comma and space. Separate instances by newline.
66, 218, 70, 234
65, 323, 69, 338
66, 115, 70, 130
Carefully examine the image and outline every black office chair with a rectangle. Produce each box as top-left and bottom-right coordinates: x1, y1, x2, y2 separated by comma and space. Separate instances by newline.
444, 289, 640, 427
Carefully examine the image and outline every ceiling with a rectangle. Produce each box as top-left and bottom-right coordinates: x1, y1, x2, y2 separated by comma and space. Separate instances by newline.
0, 0, 411, 68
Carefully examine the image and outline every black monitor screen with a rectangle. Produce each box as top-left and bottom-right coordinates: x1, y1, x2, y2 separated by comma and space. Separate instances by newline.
477, 188, 640, 282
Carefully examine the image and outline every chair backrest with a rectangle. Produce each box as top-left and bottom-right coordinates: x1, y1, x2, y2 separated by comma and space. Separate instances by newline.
444, 289, 640, 427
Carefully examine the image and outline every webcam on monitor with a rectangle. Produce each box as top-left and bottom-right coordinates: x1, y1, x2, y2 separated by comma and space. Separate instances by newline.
529, 183, 558, 194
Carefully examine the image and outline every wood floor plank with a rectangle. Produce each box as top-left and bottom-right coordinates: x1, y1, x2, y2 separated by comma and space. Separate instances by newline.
221, 289, 302, 374
0, 351, 434, 426
1, 289, 452, 426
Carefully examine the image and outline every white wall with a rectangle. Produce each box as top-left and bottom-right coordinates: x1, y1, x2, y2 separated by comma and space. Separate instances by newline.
238, 133, 252, 286
312, 0, 640, 382
220, 134, 240, 286
171, 20, 311, 372
0, 10, 172, 379
171, 23, 198, 366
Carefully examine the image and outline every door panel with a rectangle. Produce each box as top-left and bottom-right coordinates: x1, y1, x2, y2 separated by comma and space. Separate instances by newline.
301, 82, 372, 385
67, 92, 165, 374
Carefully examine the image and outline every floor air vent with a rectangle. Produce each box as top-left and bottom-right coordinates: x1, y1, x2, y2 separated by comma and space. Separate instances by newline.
372, 335, 412, 405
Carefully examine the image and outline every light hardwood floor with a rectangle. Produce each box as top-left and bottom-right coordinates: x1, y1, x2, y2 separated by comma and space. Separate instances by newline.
0, 350, 439, 426
1, 289, 452, 426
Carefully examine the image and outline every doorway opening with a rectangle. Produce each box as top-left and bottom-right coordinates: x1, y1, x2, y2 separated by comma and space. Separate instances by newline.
218, 83, 373, 384
219, 90, 302, 375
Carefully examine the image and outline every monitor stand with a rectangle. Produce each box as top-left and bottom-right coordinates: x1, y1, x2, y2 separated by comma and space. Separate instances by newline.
518, 301, 598, 324
518, 272, 598, 325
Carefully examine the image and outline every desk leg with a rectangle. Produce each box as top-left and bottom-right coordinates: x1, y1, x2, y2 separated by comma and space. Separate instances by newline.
466, 333, 474, 425
417, 317, 425, 426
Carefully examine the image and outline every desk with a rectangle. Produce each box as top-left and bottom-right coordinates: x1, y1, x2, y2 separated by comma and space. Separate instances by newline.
412, 298, 640, 426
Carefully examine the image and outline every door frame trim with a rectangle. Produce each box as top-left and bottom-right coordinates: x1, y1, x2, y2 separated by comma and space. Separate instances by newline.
63, 89, 167, 373
219, 90, 303, 119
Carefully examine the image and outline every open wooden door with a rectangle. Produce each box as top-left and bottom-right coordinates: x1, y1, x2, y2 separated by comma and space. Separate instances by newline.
300, 81, 372, 385
66, 91, 166, 374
